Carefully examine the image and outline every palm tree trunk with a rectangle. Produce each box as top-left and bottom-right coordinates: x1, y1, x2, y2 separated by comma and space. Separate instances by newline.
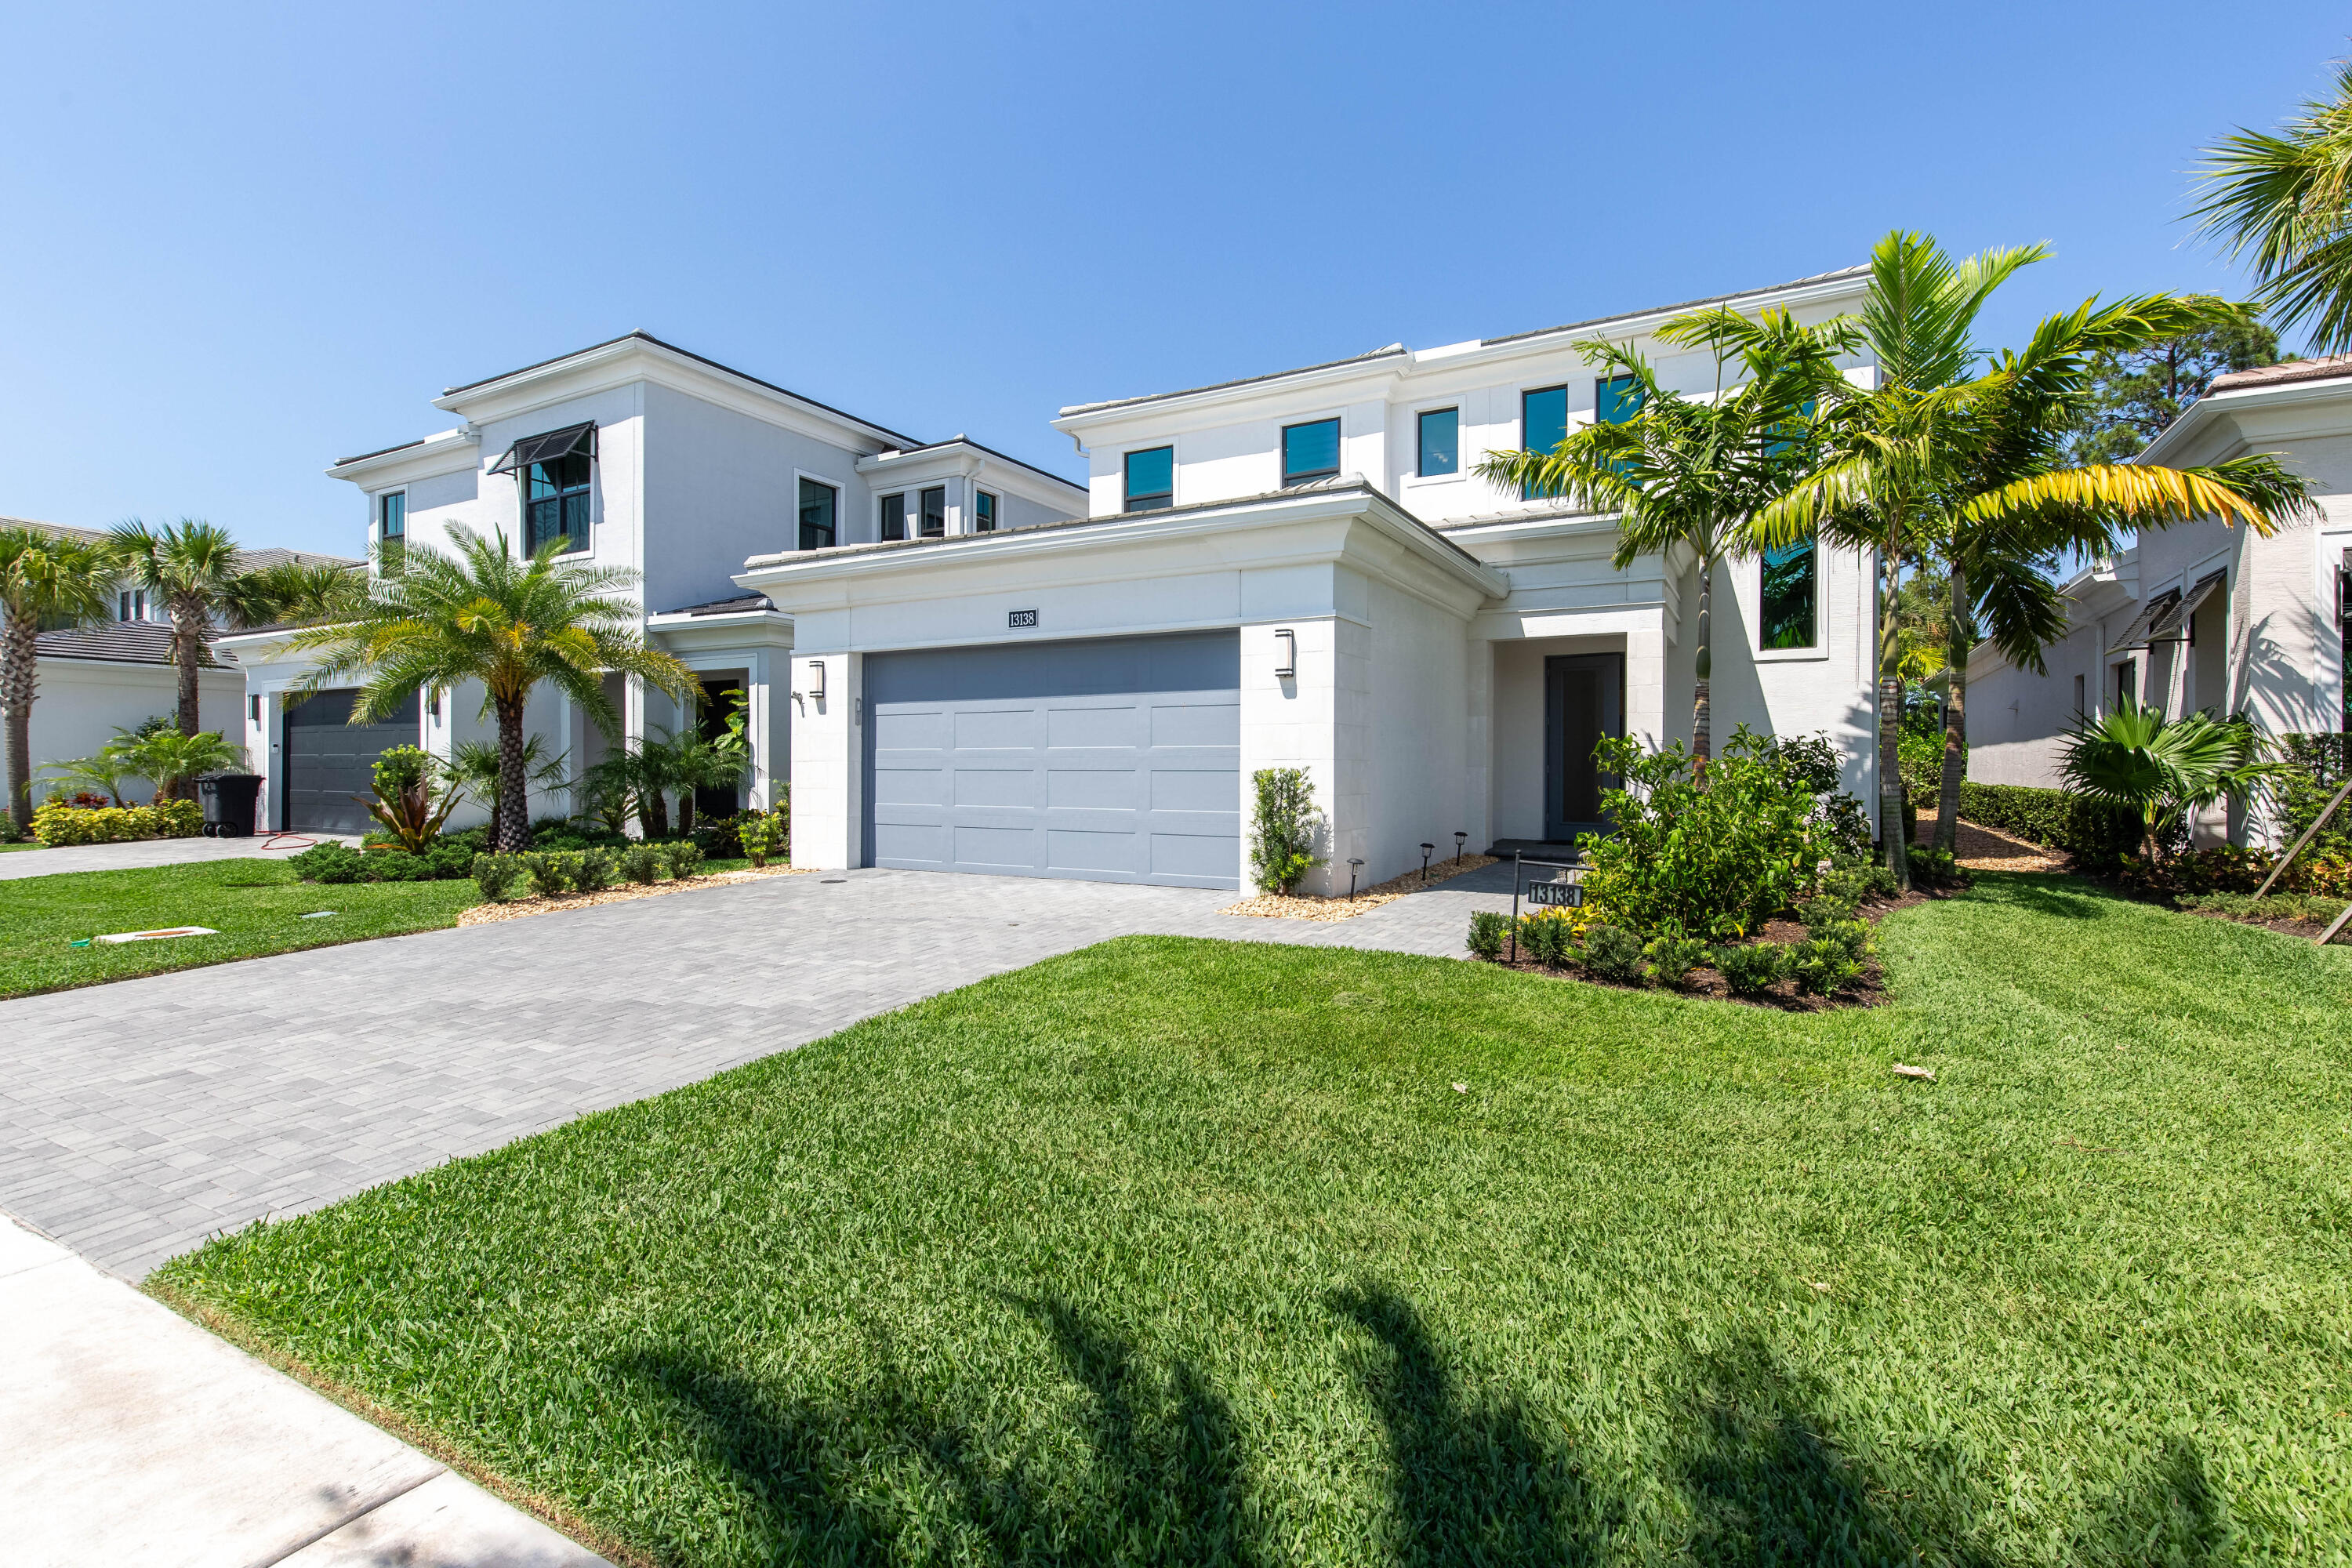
2, 608, 36, 830
677, 789, 697, 836
171, 595, 202, 737
1935, 560, 1968, 855
495, 694, 530, 854
1878, 548, 1911, 890
1693, 554, 1713, 777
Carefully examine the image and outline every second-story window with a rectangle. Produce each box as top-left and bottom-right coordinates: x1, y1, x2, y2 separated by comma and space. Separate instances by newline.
525, 451, 591, 555
1521, 386, 1568, 498
797, 477, 837, 550
119, 590, 148, 622
975, 490, 998, 532
1281, 419, 1341, 487
1597, 372, 1644, 426
880, 492, 907, 541
1124, 446, 1174, 512
378, 491, 405, 572
1417, 408, 1458, 477
1759, 540, 1817, 650
920, 486, 947, 538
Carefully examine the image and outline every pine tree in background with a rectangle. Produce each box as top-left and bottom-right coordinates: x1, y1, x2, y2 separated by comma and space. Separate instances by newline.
2060, 298, 2279, 465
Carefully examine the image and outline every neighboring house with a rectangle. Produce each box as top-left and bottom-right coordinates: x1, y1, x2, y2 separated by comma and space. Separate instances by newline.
740, 267, 1884, 893
2, 516, 354, 802
1967, 355, 2352, 844
220, 332, 1087, 835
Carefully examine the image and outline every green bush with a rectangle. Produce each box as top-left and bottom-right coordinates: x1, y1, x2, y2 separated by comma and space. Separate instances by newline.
665, 841, 706, 880
1956, 782, 2141, 867
472, 852, 526, 902
2270, 733, 2351, 861
1809, 917, 1876, 967
619, 844, 666, 885
1908, 844, 1966, 887
1247, 768, 1325, 895
1795, 892, 1858, 928
575, 847, 618, 892
1713, 941, 1789, 996
2175, 889, 2350, 924
1642, 935, 1709, 989
1578, 727, 1859, 942
521, 851, 577, 897
1864, 865, 1900, 899
296, 836, 474, 884
31, 798, 203, 846
1517, 911, 1576, 967
1465, 910, 1509, 960
1582, 923, 1646, 985
1790, 938, 1863, 996
737, 811, 784, 867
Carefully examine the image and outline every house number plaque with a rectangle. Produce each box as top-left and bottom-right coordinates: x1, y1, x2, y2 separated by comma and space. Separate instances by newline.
1007, 609, 1039, 628
1524, 878, 1583, 909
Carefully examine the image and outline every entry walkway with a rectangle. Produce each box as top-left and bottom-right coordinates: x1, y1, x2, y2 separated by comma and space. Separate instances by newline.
0, 832, 357, 880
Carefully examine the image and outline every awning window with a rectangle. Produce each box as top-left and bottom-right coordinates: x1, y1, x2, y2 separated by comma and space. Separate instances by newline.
488, 421, 596, 476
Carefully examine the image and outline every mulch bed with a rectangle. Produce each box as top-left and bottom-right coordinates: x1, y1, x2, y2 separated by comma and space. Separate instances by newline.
1219, 855, 1498, 922
456, 864, 809, 926
1479, 886, 1948, 1011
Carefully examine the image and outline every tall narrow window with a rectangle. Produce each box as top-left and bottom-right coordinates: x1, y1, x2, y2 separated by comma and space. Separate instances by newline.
525, 452, 591, 555
920, 486, 947, 538
1596, 373, 1644, 426
1281, 418, 1341, 486
797, 477, 837, 550
378, 491, 405, 572
1124, 447, 1174, 511
880, 492, 906, 541
1417, 408, 1458, 477
2114, 659, 2137, 710
1520, 386, 1567, 498
974, 490, 998, 532
1759, 539, 1817, 650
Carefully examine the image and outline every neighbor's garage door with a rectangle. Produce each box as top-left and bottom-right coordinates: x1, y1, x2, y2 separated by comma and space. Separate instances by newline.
283, 689, 418, 834
863, 630, 1240, 888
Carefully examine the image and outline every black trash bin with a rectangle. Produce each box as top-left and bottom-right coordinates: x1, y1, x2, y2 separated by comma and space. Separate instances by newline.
199, 773, 264, 838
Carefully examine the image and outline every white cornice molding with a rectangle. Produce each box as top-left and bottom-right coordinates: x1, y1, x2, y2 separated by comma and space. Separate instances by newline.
1053, 355, 1410, 437
2138, 375, 2352, 467
325, 429, 481, 485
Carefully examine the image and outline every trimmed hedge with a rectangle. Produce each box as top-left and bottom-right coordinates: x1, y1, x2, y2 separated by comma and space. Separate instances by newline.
1957, 782, 2140, 866
31, 799, 204, 846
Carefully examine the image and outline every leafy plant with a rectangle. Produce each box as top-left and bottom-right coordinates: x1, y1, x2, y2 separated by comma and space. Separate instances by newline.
575, 847, 619, 892
619, 844, 666, 885
1247, 768, 1325, 895
30, 798, 203, 846
107, 728, 244, 802
1465, 910, 1510, 960
447, 736, 568, 848
1809, 918, 1876, 967
38, 751, 136, 808
1713, 942, 1790, 996
737, 811, 783, 868
2059, 699, 2276, 864
1790, 938, 1863, 996
1517, 911, 1576, 968
472, 852, 527, 903
1582, 924, 1646, 985
665, 841, 706, 880
289, 842, 370, 883
520, 851, 577, 898
1907, 845, 1965, 887
361, 745, 461, 853
1642, 935, 1709, 989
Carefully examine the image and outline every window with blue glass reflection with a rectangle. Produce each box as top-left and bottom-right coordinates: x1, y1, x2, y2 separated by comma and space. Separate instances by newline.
1124, 446, 1174, 511
1281, 419, 1341, 486
1597, 373, 1644, 425
1759, 539, 1817, 649
1520, 386, 1568, 498
1417, 408, 1457, 477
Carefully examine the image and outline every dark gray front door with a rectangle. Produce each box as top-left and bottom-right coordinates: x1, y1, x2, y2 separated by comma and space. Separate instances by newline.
283, 690, 418, 834
863, 630, 1241, 888
1544, 652, 1623, 844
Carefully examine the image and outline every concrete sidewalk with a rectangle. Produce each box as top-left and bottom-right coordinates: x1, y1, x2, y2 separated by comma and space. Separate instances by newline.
0, 832, 358, 880
0, 1210, 607, 1568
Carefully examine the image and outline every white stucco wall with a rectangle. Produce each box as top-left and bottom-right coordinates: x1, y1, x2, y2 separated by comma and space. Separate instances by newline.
27, 659, 243, 799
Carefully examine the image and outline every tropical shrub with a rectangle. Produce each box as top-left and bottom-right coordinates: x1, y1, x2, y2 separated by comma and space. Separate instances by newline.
2175, 889, 2349, 924
1465, 910, 1509, 960
665, 841, 706, 879
572, 846, 616, 891
2060, 699, 2275, 864
1581, 924, 1646, 985
2268, 732, 2351, 861
1577, 728, 1857, 941
362, 745, 461, 853
1247, 768, 1325, 895
1907, 845, 1965, 887
620, 844, 666, 885
737, 811, 783, 868
1713, 942, 1790, 996
520, 851, 577, 897
105, 728, 245, 802
1789, 938, 1862, 996
1517, 910, 1577, 967
1956, 782, 2143, 866
289, 842, 369, 883
1809, 918, 1876, 967
472, 852, 527, 902
1642, 935, 1709, 989
31, 799, 202, 846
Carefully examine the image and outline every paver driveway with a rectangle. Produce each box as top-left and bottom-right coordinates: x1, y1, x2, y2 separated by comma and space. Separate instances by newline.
0, 863, 1518, 1277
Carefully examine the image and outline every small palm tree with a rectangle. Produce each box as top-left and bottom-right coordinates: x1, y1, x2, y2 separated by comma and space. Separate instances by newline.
2060, 699, 2274, 863
1475, 307, 1853, 771
2, 526, 118, 829
447, 735, 568, 847
110, 728, 245, 802
2192, 60, 2352, 354
39, 750, 134, 808
107, 520, 250, 737
285, 525, 698, 852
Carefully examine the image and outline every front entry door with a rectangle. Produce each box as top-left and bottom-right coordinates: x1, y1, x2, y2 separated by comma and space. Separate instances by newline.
1543, 653, 1623, 844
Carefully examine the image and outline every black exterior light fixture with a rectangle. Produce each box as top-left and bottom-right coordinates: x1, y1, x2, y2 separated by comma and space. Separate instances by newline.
1273, 628, 1297, 679
1454, 831, 1467, 863
1347, 858, 1365, 899
1420, 843, 1435, 882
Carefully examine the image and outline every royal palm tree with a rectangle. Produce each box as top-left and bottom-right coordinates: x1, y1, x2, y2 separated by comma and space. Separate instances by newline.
2193, 59, 2352, 354
1475, 307, 1854, 771
285, 525, 697, 852
1, 526, 117, 829
1755, 232, 2314, 885
107, 520, 249, 736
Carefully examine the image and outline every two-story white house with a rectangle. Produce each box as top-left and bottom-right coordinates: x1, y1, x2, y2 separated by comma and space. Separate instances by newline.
744, 267, 1884, 894
220, 332, 1086, 835
1967, 354, 2352, 844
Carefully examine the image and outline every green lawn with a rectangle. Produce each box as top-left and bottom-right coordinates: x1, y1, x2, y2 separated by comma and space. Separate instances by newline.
0, 858, 478, 997
157, 875, 2352, 1565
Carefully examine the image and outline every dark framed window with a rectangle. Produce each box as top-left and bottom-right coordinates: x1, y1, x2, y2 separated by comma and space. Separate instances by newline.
975, 490, 998, 532
1417, 408, 1458, 477
797, 477, 837, 550
920, 485, 947, 538
1520, 385, 1568, 498
1759, 539, 1817, 650
1281, 418, 1341, 486
525, 451, 591, 555
119, 590, 147, 622
2114, 659, 2137, 710
1124, 446, 1174, 511
880, 492, 906, 542
378, 491, 405, 571
1596, 373, 1644, 426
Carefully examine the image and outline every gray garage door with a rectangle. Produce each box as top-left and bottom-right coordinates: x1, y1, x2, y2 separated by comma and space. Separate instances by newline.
283, 689, 418, 834
863, 630, 1241, 888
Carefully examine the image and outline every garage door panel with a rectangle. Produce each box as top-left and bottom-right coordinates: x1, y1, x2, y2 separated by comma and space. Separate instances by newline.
863, 630, 1240, 888
281, 689, 418, 835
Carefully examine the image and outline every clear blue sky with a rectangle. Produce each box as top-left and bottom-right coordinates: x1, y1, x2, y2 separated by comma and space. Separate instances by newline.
3, 2, 2347, 557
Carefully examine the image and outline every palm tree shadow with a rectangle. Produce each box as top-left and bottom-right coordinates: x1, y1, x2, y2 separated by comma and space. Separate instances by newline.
1327, 1283, 1610, 1565
2071, 1436, 2236, 1566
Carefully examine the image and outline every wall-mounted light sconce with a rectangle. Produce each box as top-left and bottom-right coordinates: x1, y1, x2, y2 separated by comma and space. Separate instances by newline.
1273, 628, 1296, 679
249, 695, 261, 724
809, 660, 826, 702
428, 688, 441, 721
